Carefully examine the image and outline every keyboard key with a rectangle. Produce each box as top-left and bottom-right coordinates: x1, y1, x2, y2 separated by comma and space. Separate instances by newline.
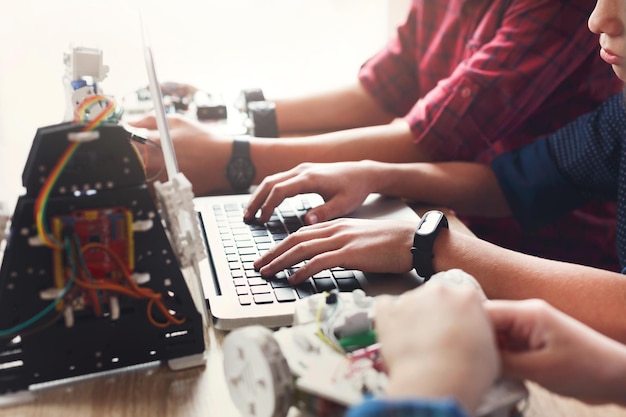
332, 270, 356, 279
250, 285, 271, 295
313, 270, 332, 278
236, 287, 249, 296
284, 220, 302, 233
336, 278, 361, 292
274, 287, 296, 302
266, 221, 284, 233
253, 293, 275, 304
231, 269, 244, 278
240, 254, 257, 263
238, 295, 252, 305
295, 280, 315, 299
236, 240, 255, 248
248, 277, 268, 286
314, 278, 337, 292
269, 279, 290, 288
233, 277, 247, 286
274, 270, 288, 280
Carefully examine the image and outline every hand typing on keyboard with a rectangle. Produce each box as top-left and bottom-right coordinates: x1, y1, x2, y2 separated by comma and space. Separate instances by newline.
214, 196, 372, 307
244, 161, 380, 225
254, 218, 420, 285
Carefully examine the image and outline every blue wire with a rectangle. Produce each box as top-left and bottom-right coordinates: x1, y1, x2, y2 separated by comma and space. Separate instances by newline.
0, 238, 76, 337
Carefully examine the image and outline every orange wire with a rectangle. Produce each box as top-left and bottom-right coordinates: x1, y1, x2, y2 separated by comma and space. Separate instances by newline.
47, 95, 184, 328
80, 242, 184, 326
79, 269, 103, 317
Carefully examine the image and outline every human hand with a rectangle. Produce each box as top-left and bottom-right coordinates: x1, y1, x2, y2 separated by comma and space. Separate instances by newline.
487, 299, 626, 406
127, 114, 232, 195
376, 283, 499, 414
244, 161, 382, 224
254, 218, 418, 284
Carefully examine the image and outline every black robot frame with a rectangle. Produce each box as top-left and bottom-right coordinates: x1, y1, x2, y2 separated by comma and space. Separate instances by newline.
0, 122, 205, 393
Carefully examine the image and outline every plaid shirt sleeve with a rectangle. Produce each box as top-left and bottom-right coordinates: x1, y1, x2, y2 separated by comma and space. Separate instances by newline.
360, 0, 608, 161
345, 397, 469, 417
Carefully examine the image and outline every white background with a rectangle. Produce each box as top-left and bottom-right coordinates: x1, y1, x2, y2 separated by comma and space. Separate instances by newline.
0, 0, 410, 203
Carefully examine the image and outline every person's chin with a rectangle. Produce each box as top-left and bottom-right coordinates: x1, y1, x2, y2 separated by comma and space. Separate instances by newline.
613, 65, 626, 83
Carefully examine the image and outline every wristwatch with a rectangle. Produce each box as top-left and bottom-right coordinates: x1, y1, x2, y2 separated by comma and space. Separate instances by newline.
226, 138, 256, 192
411, 210, 448, 281
248, 100, 279, 138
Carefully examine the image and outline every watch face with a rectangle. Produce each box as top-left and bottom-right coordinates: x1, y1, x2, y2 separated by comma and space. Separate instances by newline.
227, 157, 256, 190
417, 211, 444, 235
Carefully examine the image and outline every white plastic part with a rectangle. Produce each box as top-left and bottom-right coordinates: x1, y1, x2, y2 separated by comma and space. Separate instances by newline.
153, 173, 206, 268
109, 295, 120, 321
0, 200, 9, 245
63, 46, 110, 121
223, 326, 294, 417
153, 172, 208, 328
63, 305, 75, 328
63, 46, 109, 82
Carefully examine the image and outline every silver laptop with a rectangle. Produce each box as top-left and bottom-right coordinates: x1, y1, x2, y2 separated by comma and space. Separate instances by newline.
194, 193, 423, 330
141, 31, 423, 331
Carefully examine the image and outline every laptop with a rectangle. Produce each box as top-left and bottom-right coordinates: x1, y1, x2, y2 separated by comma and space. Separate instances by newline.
141, 33, 423, 331
194, 192, 424, 330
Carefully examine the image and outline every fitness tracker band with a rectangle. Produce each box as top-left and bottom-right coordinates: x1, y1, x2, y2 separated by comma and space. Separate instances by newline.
411, 210, 448, 281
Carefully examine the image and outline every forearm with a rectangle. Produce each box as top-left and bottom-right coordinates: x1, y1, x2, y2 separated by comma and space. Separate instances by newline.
362, 161, 512, 217
387, 360, 482, 415
435, 229, 626, 342
248, 121, 423, 184
273, 83, 394, 134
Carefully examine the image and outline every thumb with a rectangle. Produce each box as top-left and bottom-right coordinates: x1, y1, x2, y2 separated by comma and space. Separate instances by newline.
126, 114, 157, 129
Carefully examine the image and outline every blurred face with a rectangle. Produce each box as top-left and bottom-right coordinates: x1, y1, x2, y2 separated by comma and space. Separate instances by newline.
589, 0, 626, 81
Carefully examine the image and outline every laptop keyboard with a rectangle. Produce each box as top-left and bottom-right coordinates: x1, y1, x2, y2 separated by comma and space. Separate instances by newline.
211, 196, 362, 306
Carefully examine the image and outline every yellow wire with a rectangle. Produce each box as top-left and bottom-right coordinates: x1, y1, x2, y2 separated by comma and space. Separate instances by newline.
315, 292, 344, 353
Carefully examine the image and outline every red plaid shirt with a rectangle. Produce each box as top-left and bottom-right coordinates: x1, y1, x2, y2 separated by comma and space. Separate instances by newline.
359, 0, 623, 270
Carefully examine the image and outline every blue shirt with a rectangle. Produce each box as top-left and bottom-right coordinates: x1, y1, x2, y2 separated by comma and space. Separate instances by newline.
346, 398, 468, 417
492, 92, 626, 269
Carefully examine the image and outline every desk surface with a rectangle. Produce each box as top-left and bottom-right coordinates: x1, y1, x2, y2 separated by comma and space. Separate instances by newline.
1, 209, 625, 417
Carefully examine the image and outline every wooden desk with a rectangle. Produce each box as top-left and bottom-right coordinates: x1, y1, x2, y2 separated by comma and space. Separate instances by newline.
1, 209, 625, 417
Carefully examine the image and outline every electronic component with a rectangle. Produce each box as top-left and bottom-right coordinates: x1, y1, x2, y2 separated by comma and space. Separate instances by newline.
63, 46, 111, 122
223, 272, 529, 417
235, 88, 266, 114
234, 88, 279, 137
194, 91, 227, 121
0, 122, 206, 394
50, 207, 135, 321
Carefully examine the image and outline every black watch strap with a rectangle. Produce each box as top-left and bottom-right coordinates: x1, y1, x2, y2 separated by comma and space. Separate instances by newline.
232, 137, 250, 157
248, 100, 278, 138
411, 210, 448, 281
226, 138, 256, 192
